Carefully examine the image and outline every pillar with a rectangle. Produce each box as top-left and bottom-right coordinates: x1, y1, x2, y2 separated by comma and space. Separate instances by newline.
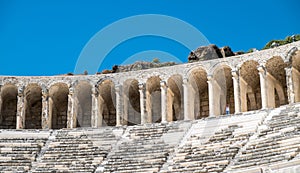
266, 73, 276, 108
139, 83, 147, 124
115, 85, 122, 126
207, 75, 216, 117
67, 87, 76, 128
91, 86, 101, 127
41, 88, 50, 129
160, 81, 167, 123
232, 69, 241, 113
183, 78, 192, 120
123, 93, 129, 125
285, 66, 295, 104
16, 86, 25, 129
258, 65, 268, 109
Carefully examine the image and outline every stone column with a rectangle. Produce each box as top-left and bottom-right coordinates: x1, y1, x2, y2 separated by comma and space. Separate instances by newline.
16, 86, 25, 129
139, 83, 147, 124
183, 78, 192, 120
91, 86, 100, 128
160, 81, 168, 123
41, 88, 50, 129
123, 94, 129, 125
67, 87, 76, 128
207, 75, 216, 117
285, 66, 295, 104
258, 65, 268, 109
115, 85, 122, 126
232, 69, 241, 113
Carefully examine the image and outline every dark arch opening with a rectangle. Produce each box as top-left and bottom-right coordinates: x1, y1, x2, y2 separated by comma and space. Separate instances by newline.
189, 68, 209, 119
24, 84, 42, 129
49, 83, 69, 129
167, 75, 183, 121
98, 80, 116, 126
75, 81, 92, 127
146, 76, 161, 123
240, 60, 261, 111
123, 79, 140, 125
0, 84, 17, 129
213, 66, 235, 114
266, 56, 288, 107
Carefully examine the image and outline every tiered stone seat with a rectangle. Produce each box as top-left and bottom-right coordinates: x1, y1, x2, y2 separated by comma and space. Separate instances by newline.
227, 105, 300, 172
164, 112, 265, 173
0, 130, 49, 172
99, 121, 191, 173
30, 128, 119, 173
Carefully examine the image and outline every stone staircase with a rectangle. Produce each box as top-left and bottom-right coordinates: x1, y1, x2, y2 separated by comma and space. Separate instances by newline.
96, 121, 191, 173
0, 130, 49, 172
163, 111, 266, 173
226, 104, 300, 172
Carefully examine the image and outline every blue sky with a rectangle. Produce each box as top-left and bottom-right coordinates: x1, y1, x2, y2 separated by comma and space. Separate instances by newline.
0, 0, 299, 76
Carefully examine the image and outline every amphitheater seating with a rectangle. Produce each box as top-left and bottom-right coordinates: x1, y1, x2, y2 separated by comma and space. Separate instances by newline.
97, 121, 191, 173
225, 104, 300, 172
0, 130, 49, 172
162, 112, 265, 173
30, 127, 124, 173
1, 104, 300, 172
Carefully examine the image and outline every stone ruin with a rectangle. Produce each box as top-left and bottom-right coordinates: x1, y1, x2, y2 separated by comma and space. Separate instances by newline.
0, 41, 300, 172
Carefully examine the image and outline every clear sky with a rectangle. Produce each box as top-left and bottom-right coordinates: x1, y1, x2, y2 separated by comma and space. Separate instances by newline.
0, 0, 299, 76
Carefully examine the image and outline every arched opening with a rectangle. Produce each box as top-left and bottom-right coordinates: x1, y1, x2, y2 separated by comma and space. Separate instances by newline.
123, 79, 140, 125
0, 84, 17, 129
146, 76, 161, 123
24, 84, 42, 129
49, 83, 69, 129
266, 56, 288, 107
167, 75, 183, 121
98, 80, 116, 126
75, 81, 92, 127
213, 65, 235, 115
291, 50, 300, 102
188, 67, 209, 119
240, 60, 261, 111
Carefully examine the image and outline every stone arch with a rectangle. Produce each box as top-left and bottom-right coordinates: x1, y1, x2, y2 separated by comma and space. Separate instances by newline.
0, 84, 17, 129
265, 56, 288, 107
74, 81, 92, 127
98, 79, 116, 126
167, 74, 183, 121
24, 84, 42, 129
188, 67, 209, 119
212, 65, 235, 115
239, 60, 261, 111
123, 79, 141, 125
49, 83, 69, 129
290, 50, 300, 102
146, 76, 161, 123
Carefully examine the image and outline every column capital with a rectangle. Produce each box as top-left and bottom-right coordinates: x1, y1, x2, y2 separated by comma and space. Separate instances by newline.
207, 75, 214, 81
69, 87, 74, 95
138, 83, 145, 90
115, 84, 122, 92
92, 86, 99, 96
160, 81, 167, 88
17, 86, 25, 97
231, 69, 239, 78
42, 87, 49, 97
257, 65, 266, 73
183, 78, 188, 84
